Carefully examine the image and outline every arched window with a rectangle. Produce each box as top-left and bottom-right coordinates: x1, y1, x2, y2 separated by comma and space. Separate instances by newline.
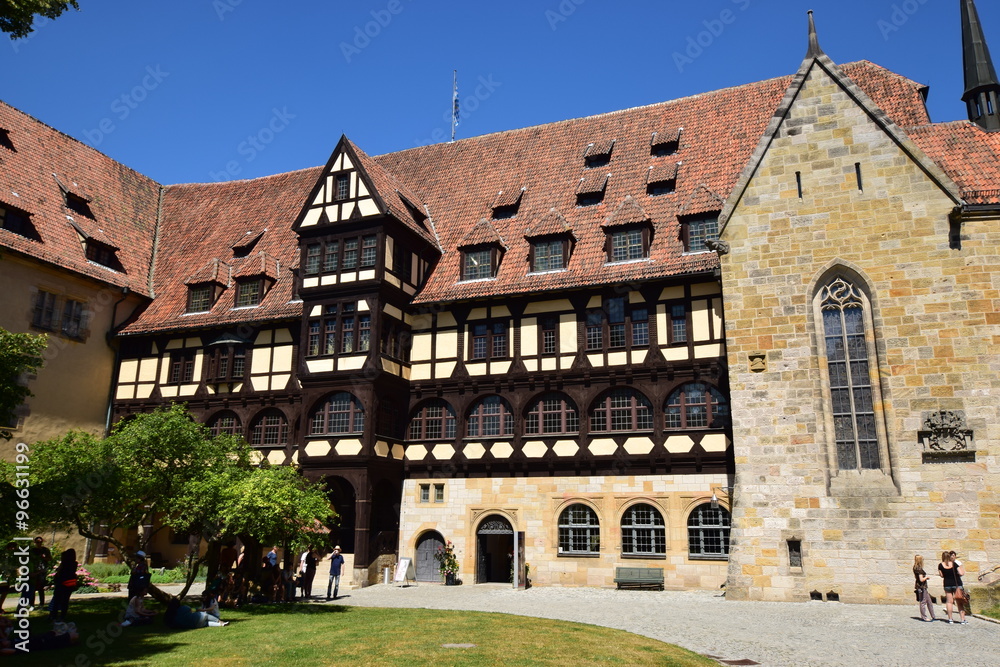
558, 504, 600, 555
590, 388, 652, 432
687, 503, 731, 559
407, 400, 456, 440
311, 392, 365, 435
249, 409, 289, 447
208, 411, 241, 437
525, 392, 579, 435
466, 396, 514, 438
665, 383, 729, 429
818, 275, 880, 470
621, 503, 666, 556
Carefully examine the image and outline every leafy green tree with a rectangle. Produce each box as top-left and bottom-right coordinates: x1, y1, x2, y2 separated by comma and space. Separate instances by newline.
28, 404, 334, 601
0, 1, 80, 39
0, 328, 47, 440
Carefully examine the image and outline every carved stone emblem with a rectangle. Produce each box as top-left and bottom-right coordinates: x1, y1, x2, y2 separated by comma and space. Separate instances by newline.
920, 410, 972, 451
748, 351, 766, 372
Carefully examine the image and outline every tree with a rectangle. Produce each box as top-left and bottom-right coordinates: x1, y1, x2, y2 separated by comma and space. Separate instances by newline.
26, 404, 334, 602
0, 1, 80, 39
0, 328, 47, 440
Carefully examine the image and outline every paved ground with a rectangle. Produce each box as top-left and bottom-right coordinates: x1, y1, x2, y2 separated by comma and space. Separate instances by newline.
10, 583, 996, 666
321, 583, 998, 667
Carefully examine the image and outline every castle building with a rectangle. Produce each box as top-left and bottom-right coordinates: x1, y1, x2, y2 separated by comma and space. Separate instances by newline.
2, 4, 997, 600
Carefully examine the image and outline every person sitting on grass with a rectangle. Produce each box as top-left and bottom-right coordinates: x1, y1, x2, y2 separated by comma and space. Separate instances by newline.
1, 614, 79, 653
120, 588, 157, 627
200, 592, 222, 623
164, 599, 228, 628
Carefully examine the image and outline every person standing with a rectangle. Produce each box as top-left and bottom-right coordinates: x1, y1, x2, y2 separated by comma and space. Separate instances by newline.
913, 555, 935, 622
302, 548, 317, 599
266, 546, 279, 568
326, 546, 345, 600
29, 537, 52, 608
50, 549, 78, 622
937, 550, 967, 624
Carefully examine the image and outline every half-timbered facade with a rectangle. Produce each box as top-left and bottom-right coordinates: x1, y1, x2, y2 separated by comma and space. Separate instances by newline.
5, 6, 999, 601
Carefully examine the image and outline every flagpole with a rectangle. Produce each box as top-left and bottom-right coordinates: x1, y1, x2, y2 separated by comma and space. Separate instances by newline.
451, 69, 458, 143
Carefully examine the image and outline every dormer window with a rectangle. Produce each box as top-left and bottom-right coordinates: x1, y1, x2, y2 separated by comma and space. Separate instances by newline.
681, 214, 719, 253
235, 278, 264, 307
607, 226, 650, 263
651, 128, 681, 156
584, 140, 614, 168
462, 246, 499, 280
530, 236, 570, 273
85, 240, 124, 271
491, 187, 524, 220
66, 193, 94, 218
647, 163, 678, 196
576, 173, 608, 207
0, 203, 40, 241
186, 284, 215, 313
231, 230, 264, 258
492, 202, 519, 219
0, 129, 13, 151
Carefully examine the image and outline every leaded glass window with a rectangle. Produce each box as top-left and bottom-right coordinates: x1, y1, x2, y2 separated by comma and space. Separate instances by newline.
525, 393, 579, 435
467, 396, 514, 438
558, 504, 600, 555
820, 276, 879, 470
687, 503, 730, 559
665, 383, 729, 429
590, 389, 653, 432
621, 503, 666, 556
311, 392, 365, 435
407, 400, 457, 440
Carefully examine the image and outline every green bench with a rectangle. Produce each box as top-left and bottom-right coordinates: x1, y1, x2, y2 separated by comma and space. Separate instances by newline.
614, 567, 664, 590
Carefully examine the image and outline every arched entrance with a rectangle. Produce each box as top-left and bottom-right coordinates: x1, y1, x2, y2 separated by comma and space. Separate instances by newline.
326, 476, 356, 554
415, 531, 444, 582
476, 514, 513, 583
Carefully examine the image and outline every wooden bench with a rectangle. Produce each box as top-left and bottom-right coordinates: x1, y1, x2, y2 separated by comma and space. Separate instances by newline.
614, 567, 664, 590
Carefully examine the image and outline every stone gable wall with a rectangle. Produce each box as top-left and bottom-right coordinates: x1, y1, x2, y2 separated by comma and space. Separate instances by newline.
720, 62, 1000, 603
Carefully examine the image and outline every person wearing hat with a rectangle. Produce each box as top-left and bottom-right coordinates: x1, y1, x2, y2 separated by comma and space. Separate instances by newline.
127, 550, 151, 601
326, 546, 345, 600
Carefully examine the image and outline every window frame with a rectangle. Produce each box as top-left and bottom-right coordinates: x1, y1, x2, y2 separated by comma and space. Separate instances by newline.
468, 320, 508, 361
466, 395, 514, 438
664, 382, 730, 430
168, 350, 196, 385
529, 236, 570, 273
681, 214, 720, 254
558, 503, 601, 556
235, 278, 264, 308
687, 503, 731, 560
186, 284, 215, 313
207, 345, 248, 383
249, 409, 290, 447
407, 400, 457, 441
539, 316, 559, 356
524, 392, 579, 436
461, 245, 499, 281
667, 302, 688, 345
60, 299, 86, 339
0, 203, 40, 241
590, 388, 653, 433
621, 503, 666, 558
606, 225, 650, 263
305, 302, 372, 358
584, 297, 649, 352
310, 392, 365, 436
208, 411, 242, 438
85, 240, 123, 271
32, 291, 58, 331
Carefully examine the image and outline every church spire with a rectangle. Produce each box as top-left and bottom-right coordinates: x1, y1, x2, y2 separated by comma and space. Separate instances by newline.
961, 0, 1000, 131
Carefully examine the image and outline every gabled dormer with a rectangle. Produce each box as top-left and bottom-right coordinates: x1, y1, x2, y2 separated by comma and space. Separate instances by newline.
184, 258, 230, 313
293, 136, 384, 230
458, 218, 506, 281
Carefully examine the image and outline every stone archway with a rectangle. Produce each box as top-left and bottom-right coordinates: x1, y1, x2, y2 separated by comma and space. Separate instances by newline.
476, 514, 514, 584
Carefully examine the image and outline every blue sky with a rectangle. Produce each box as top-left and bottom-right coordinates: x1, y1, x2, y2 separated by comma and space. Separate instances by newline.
2, 0, 997, 185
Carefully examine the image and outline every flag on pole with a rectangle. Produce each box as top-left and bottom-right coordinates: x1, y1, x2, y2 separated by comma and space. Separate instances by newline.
451, 70, 459, 142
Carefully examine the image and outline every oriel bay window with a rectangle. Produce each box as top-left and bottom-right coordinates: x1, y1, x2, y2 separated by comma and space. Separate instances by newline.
207, 344, 247, 382
306, 303, 371, 357
302, 234, 378, 278
469, 321, 508, 360
311, 392, 365, 435
585, 297, 649, 350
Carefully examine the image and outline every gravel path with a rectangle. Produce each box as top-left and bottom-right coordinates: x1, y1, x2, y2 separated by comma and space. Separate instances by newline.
321, 583, 998, 667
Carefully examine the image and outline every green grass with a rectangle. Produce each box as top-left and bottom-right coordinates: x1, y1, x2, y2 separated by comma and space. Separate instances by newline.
981, 604, 1000, 620
21, 598, 714, 666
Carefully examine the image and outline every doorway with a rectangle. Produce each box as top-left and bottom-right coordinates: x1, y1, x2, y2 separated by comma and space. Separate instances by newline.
476, 515, 513, 583
415, 531, 444, 582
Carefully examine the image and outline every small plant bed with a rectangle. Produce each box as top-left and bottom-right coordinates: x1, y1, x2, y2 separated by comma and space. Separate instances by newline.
16, 598, 714, 666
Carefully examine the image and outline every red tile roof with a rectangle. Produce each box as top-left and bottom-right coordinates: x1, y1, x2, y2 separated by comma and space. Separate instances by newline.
602, 195, 650, 228
0, 100, 161, 296
908, 121, 1000, 201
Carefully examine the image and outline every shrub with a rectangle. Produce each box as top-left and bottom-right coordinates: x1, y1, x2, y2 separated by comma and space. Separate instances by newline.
86, 563, 130, 579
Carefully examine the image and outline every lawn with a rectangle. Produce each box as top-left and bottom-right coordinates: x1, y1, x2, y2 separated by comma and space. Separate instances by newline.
18, 598, 714, 666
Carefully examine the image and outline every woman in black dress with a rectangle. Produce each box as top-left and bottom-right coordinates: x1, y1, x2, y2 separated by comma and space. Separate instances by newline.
937, 550, 966, 624
50, 549, 77, 622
